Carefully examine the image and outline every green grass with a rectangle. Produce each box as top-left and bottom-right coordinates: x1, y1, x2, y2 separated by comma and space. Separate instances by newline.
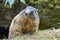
3, 29, 60, 40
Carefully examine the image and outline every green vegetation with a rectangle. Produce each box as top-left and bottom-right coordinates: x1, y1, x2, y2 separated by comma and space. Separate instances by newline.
5, 29, 60, 40
0, 0, 60, 29
0, 0, 60, 39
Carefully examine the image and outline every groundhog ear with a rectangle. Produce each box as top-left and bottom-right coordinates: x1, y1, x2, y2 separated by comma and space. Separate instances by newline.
34, 8, 38, 12
34, 9, 38, 12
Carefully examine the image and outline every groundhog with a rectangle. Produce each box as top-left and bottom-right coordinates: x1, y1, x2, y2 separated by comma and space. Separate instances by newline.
8, 6, 40, 38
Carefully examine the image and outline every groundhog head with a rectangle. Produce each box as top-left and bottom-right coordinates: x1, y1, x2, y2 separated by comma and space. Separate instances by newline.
24, 6, 38, 19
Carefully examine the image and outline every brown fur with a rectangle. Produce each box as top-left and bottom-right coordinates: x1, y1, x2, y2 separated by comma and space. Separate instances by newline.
8, 7, 39, 39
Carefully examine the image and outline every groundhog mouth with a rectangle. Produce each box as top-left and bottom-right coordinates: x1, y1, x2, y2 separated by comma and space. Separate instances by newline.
24, 13, 35, 20
25, 16, 35, 20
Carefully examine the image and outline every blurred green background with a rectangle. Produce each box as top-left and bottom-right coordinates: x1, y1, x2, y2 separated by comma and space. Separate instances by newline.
0, 0, 60, 29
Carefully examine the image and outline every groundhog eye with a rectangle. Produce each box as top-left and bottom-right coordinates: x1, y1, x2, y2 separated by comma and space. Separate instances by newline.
29, 11, 34, 15
25, 13, 28, 16
30, 11, 34, 13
